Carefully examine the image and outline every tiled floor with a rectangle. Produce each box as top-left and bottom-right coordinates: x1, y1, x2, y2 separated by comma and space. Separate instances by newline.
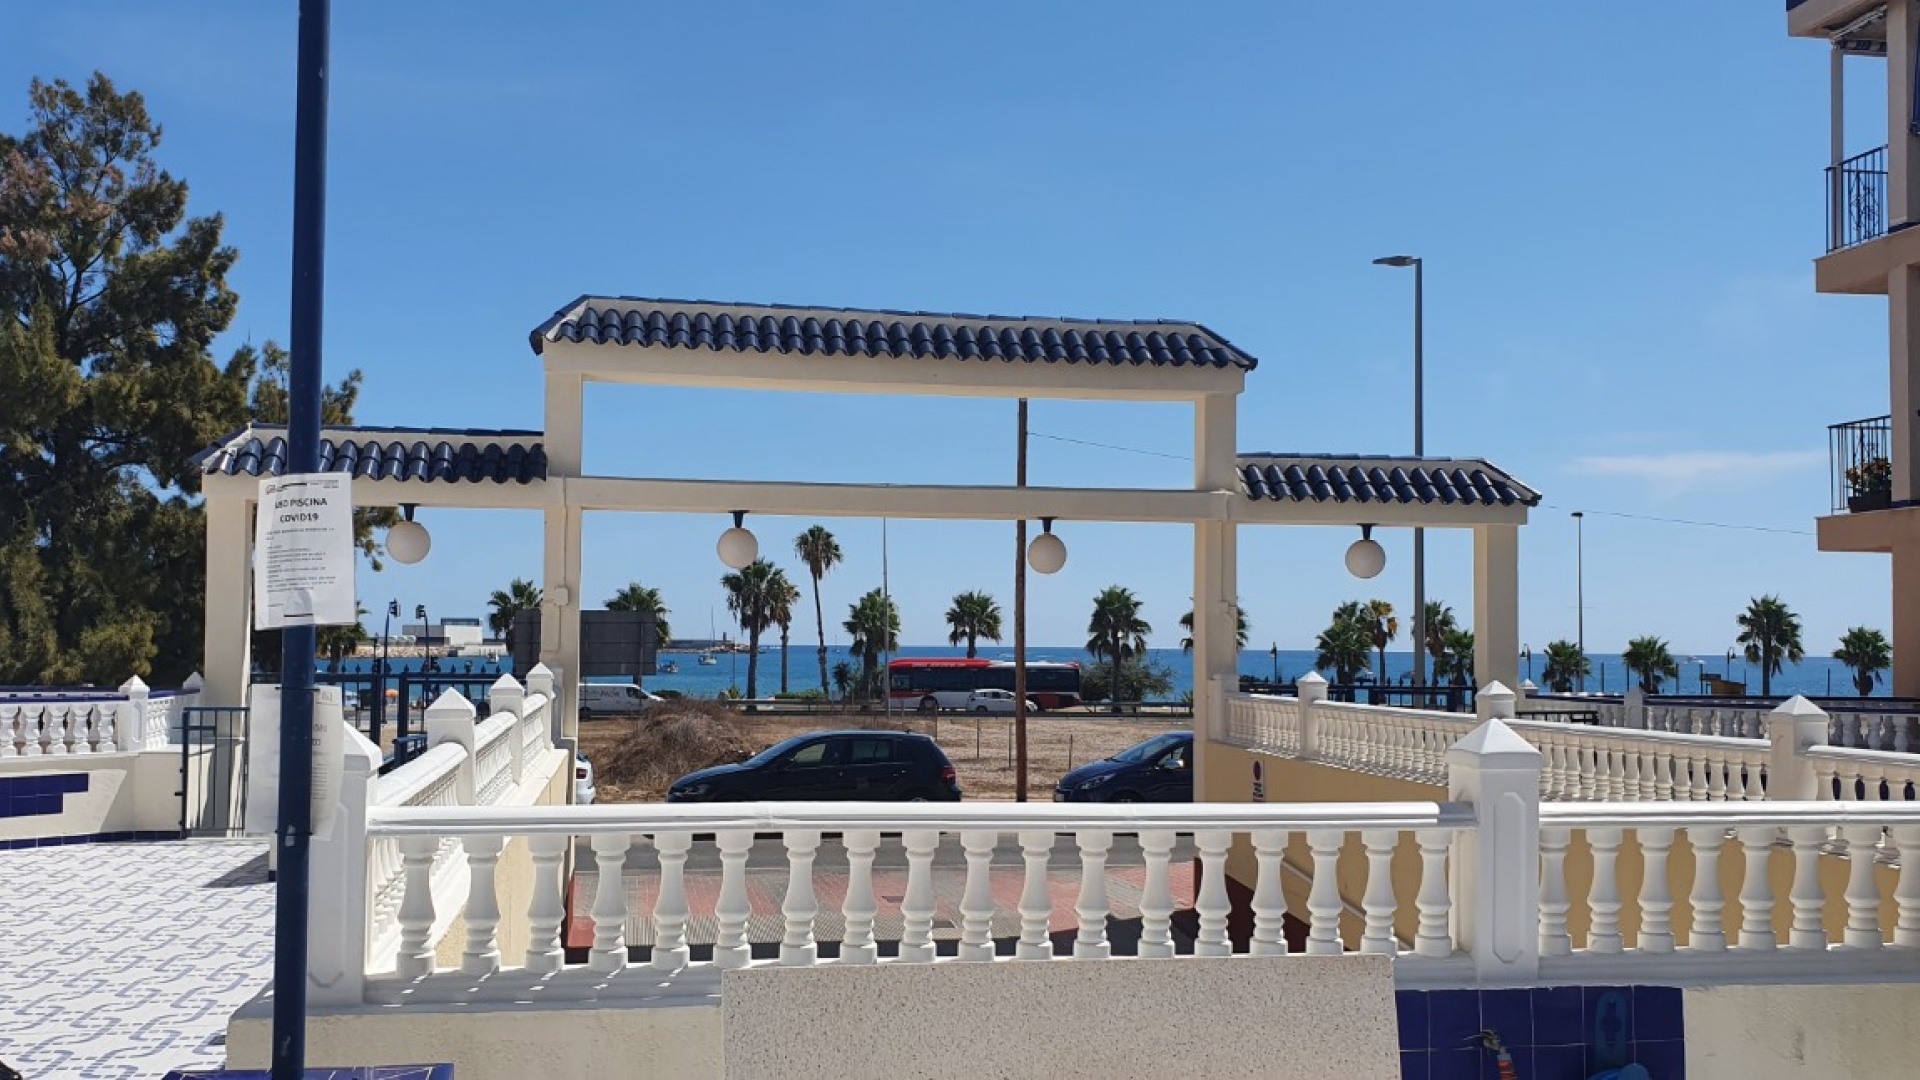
0, 839, 274, 1079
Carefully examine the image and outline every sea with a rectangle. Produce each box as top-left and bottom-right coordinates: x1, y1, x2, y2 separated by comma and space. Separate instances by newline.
334, 646, 1888, 700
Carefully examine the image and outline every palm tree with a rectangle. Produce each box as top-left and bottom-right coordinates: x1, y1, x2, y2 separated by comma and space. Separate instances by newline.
1422, 601, 1459, 679
720, 559, 789, 699
794, 526, 844, 694
1434, 628, 1476, 687
1086, 586, 1152, 705
1834, 627, 1892, 697
605, 582, 672, 647
1178, 599, 1249, 652
1541, 639, 1589, 693
945, 590, 1004, 658
1363, 599, 1398, 685
487, 578, 543, 652
770, 574, 801, 694
843, 589, 901, 699
1737, 595, 1806, 697
317, 602, 371, 665
1315, 611, 1373, 684
831, 660, 856, 702
1621, 635, 1679, 694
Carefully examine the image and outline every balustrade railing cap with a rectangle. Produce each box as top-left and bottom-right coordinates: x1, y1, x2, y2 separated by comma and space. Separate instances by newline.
182, 671, 204, 690
1769, 694, 1828, 719
1445, 719, 1542, 765
1519, 679, 1538, 693
1479, 680, 1516, 700
526, 662, 554, 679
118, 675, 148, 695
489, 672, 523, 694
424, 687, 477, 720
1295, 672, 1327, 686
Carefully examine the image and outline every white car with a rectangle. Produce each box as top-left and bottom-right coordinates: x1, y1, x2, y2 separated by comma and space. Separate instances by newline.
574, 753, 597, 805
577, 683, 664, 719
965, 689, 1039, 715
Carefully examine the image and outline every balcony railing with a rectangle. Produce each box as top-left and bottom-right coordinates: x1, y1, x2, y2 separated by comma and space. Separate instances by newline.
1827, 145, 1887, 252
1830, 413, 1892, 514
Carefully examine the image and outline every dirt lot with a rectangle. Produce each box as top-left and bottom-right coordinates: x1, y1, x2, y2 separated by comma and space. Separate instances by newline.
576, 708, 1190, 803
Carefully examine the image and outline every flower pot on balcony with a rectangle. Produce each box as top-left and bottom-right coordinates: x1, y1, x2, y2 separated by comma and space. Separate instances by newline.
1849, 490, 1892, 513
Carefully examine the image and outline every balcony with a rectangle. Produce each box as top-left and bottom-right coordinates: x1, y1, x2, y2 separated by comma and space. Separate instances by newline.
1829, 413, 1892, 513
1827, 145, 1888, 252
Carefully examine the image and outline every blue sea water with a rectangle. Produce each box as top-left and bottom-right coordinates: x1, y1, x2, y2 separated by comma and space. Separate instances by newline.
335, 646, 1887, 701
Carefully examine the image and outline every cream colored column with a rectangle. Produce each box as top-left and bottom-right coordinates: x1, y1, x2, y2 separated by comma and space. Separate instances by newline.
202, 488, 254, 708
1893, 267, 1920, 504
542, 371, 585, 740
1893, 540, 1920, 698
1472, 524, 1520, 716
1891, 1, 1920, 225
1192, 393, 1237, 797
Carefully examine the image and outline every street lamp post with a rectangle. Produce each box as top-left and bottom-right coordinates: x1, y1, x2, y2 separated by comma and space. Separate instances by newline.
1571, 511, 1585, 691
1270, 642, 1279, 685
1373, 255, 1424, 690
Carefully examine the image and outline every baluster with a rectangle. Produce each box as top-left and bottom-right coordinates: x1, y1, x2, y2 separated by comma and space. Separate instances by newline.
461, 834, 505, 975
1360, 829, 1398, 956
1636, 827, 1675, 953
99, 703, 117, 752
1708, 753, 1730, 801
1194, 829, 1232, 957
1688, 754, 1711, 801
1685, 826, 1727, 951
1858, 714, 1875, 749
957, 829, 997, 962
1813, 762, 1840, 801
1860, 764, 1885, 803
1871, 716, 1891, 752
1576, 741, 1597, 800
1737, 826, 1779, 950
1841, 824, 1884, 949
46, 704, 68, 755
1606, 747, 1627, 800
523, 833, 568, 973
1248, 827, 1289, 957
1074, 828, 1115, 959
1413, 828, 1452, 957
1016, 829, 1056, 960
1586, 828, 1624, 954
1622, 750, 1643, 801
1652, 750, 1674, 801
1538, 826, 1572, 956
1787, 825, 1827, 950
67, 705, 91, 755
652, 830, 692, 971
899, 829, 939, 963
1742, 756, 1765, 802
1896, 716, 1912, 755
588, 832, 630, 974
396, 834, 442, 978
1137, 829, 1175, 959
1305, 829, 1345, 955
1892, 825, 1920, 947
780, 828, 821, 966
0, 705, 15, 757
713, 829, 754, 970
840, 829, 880, 965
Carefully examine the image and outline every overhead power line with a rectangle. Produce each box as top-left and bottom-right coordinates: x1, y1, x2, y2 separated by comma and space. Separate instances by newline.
1030, 431, 1189, 462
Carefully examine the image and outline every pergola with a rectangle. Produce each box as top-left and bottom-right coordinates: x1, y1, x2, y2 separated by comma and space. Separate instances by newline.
195, 295, 1539, 788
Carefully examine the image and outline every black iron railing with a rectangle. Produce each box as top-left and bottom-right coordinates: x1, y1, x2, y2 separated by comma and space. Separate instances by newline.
1827, 145, 1887, 252
1830, 414, 1893, 514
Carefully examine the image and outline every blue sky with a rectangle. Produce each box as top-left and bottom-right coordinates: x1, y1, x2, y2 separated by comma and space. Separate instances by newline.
2, 1, 1893, 658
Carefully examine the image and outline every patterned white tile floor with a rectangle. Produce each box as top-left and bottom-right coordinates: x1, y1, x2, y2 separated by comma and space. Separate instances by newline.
0, 840, 274, 1079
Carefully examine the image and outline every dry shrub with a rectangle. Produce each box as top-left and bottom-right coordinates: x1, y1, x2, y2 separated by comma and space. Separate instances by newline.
597, 700, 755, 792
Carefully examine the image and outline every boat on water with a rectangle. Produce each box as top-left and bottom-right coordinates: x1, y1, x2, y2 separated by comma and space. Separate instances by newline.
698, 654, 718, 666
660, 660, 679, 674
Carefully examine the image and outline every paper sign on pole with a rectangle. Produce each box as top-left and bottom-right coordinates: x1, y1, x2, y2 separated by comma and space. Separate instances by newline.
254, 473, 357, 628
244, 683, 348, 840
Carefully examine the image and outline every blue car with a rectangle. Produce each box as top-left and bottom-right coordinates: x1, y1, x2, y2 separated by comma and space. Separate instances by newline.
1053, 731, 1193, 803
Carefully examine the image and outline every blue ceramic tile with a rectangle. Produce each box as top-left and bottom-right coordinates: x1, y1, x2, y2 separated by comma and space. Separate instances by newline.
1584, 984, 1635, 1062
1634, 985, 1684, 1042
1480, 988, 1532, 1048
1532, 986, 1584, 1046
1635, 1038, 1686, 1078
1400, 1049, 1431, 1080
1478, 1046, 1533, 1080
1428, 1047, 1482, 1080
1397, 990, 1431, 1050
1532, 1044, 1588, 1080
1429, 989, 1483, 1051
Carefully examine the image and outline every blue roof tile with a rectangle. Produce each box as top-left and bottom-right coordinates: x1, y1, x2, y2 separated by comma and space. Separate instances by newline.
1237, 454, 1539, 508
194, 427, 546, 485
530, 296, 1257, 371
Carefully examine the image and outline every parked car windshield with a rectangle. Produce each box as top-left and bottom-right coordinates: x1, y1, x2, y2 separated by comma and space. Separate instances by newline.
743, 734, 820, 767
1108, 733, 1188, 764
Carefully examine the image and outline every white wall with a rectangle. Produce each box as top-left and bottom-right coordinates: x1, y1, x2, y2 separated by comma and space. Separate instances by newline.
0, 751, 186, 842
1686, 982, 1920, 1080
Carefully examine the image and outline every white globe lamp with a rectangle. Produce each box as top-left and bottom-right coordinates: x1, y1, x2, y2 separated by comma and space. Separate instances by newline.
1027, 518, 1067, 575
1344, 525, 1385, 580
717, 511, 758, 569
387, 508, 431, 565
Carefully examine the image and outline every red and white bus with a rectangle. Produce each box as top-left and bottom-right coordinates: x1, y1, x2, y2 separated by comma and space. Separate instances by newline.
887, 657, 1083, 711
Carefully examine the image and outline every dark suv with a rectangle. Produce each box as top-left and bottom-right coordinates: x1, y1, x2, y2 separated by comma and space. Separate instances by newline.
666, 730, 962, 802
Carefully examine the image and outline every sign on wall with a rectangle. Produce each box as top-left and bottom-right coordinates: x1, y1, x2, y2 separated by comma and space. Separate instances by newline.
1251, 759, 1266, 802
253, 473, 357, 628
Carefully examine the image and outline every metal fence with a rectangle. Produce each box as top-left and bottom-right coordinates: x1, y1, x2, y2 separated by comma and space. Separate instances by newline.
1827, 144, 1887, 251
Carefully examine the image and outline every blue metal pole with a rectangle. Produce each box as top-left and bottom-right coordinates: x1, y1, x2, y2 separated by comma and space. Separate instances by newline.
274, 2, 329, 1076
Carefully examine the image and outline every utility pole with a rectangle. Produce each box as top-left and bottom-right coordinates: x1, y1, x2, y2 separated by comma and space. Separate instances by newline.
1014, 399, 1029, 801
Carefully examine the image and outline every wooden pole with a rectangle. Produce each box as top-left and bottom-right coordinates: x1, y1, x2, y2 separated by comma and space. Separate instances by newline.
1014, 398, 1030, 801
